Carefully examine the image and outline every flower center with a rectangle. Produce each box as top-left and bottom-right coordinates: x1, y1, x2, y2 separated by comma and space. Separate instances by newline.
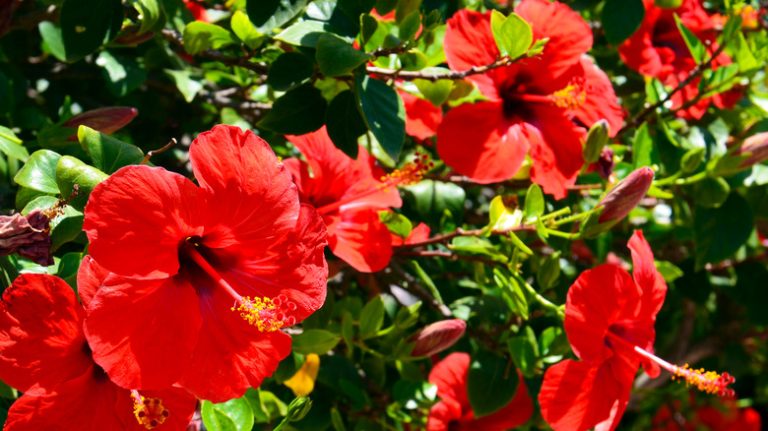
605, 331, 735, 397
181, 241, 296, 331
315, 153, 432, 216
131, 390, 170, 430
501, 79, 586, 117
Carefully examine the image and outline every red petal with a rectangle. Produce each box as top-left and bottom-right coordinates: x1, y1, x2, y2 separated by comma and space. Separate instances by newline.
428, 352, 471, 411
571, 58, 625, 136
628, 230, 667, 319
115, 386, 198, 431
526, 105, 585, 199
618, 1, 671, 78
538, 360, 628, 431
76, 255, 110, 307
515, 0, 593, 79
327, 208, 393, 273
0, 274, 90, 392
564, 264, 640, 362
402, 92, 443, 141
471, 371, 533, 430
436, 101, 528, 184
84, 275, 202, 390
83, 165, 204, 278
190, 125, 301, 251
179, 284, 292, 402
443, 10, 500, 99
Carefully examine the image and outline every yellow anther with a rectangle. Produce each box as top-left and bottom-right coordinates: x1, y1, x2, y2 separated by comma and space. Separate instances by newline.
552, 82, 587, 110
132, 393, 170, 430
671, 363, 735, 397
232, 295, 295, 332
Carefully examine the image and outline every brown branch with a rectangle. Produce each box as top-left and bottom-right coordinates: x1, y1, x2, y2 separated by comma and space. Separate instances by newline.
620, 42, 729, 133
395, 225, 536, 249
160, 29, 269, 74
366, 55, 522, 82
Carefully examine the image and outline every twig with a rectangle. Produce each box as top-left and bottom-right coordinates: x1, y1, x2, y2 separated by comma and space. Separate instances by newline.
160, 29, 269, 74
141, 138, 177, 164
395, 225, 535, 249
366, 55, 523, 82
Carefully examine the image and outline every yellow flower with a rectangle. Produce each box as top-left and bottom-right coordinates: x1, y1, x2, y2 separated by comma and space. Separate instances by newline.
284, 354, 320, 397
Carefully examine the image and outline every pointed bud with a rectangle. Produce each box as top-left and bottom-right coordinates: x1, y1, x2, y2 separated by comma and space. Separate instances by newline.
410, 319, 466, 357
583, 120, 610, 164
0, 211, 52, 266
714, 132, 768, 176
582, 167, 654, 238
64, 107, 138, 136
286, 397, 313, 422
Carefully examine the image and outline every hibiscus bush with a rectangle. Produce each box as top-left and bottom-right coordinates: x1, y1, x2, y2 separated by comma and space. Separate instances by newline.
0, 0, 767, 429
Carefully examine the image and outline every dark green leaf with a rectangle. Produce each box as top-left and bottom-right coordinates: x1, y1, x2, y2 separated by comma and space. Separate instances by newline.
359, 296, 385, 339
674, 14, 706, 63
77, 126, 144, 173
183, 22, 237, 55
632, 123, 653, 169
165, 70, 203, 103
293, 329, 342, 354
355, 74, 405, 161
60, 0, 122, 61
246, 0, 308, 33
694, 193, 753, 268
316, 34, 371, 77
258, 84, 327, 134
601, 0, 644, 44
96, 51, 148, 97
693, 177, 730, 208
267, 52, 314, 91
467, 350, 519, 417
14, 150, 61, 194
274, 20, 330, 47
326, 90, 366, 158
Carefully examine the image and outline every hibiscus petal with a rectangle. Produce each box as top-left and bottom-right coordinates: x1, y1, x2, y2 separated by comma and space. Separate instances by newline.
115, 386, 198, 431
571, 58, 625, 136
538, 360, 628, 431
526, 105, 585, 199
565, 264, 640, 362
472, 371, 533, 431
0, 274, 90, 392
84, 276, 202, 390
428, 352, 471, 409
443, 10, 501, 99
83, 165, 204, 279
179, 285, 292, 402
77, 255, 110, 307
628, 230, 667, 319
327, 208, 394, 273
190, 124, 300, 250
515, 0, 592, 79
436, 101, 529, 184
401, 91, 443, 141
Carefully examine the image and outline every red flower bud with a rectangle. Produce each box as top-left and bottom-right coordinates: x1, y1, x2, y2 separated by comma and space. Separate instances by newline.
737, 132, 768, 169
410, 319, 466, 357
598, 166, 654, 224
64, 107, 138, 136
0, 211, 52, 266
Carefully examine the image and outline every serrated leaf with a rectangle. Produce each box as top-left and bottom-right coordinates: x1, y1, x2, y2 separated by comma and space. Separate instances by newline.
694, 193, 753, 268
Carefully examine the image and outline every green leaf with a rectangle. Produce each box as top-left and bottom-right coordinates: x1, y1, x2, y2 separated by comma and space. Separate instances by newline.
39, 21, 66, 62
355, 74, 405, 161
134, 0, 163, 34
183, 21, 237, 55
632, 122, 653, 169
413, 77, 453, 106
674, 14, 706, 63
692, 177, 730, 209
293, 329, 342, 354
247, 389, 288, 423
601, 0, 644, 44
55, 156, 108, 211
398, 10, 421, 41
258, 84, 327, 134
274, 20, 330, 47
523, 184, 544, 221
488, 196, 523, 231
60, 0, 122, 61
246, 0, 308, 33
490, 11, 532, 58
0, 126, 28, 161
694, 193, 753, 268
495, 269, 529, 317
316, 34, 371, 77
536, 252, 561, 291
403, 180, 465, 220
14, 150, 61, 194
202, 396, 255, 431
96, 51, 148, 97
231, 11, 264, 50
165, 70, 203, 103
379, 211, 412, 238
267, 52, 314, 91
326, 90, 367, 159
656, 260, 684, 283
467, 350, 519, 417
77, 126, 144, 174
359, 296, 385, 339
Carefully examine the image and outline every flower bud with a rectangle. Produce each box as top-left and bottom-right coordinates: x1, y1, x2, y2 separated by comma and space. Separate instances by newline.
0, 211, 52, 266
583, 120, 610, 164
286, 397, 313, 422
64, 107, 138, 136
714, 132, 768, 176
596, 147, 614, 179
581, 167, 654, 238
410, 319, 466, 357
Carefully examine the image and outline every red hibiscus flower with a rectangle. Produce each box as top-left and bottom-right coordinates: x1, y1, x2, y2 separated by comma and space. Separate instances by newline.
619, 0, 741, 119
427, 352, 533, 431
183, 0, 208, 22
286, 126, 427, 273
81, 125, 328, 402
391, 222, 431, 247
653, 399, 762, 431
400, 91, 443, 141
539, 231, 735, 431
0, 274, 196, 430
437, 0, 624, 198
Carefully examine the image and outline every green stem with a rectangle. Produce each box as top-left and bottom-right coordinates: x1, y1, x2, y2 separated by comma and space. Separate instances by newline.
551, 209, 595, 227
511, 272, 564, 320
539, 206, 571, 222
545, 229, 582, 240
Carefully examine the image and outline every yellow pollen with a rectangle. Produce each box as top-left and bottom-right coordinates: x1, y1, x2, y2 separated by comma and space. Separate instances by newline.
671, 363, 736, 397
552, 82, 587, 110
380, 153, 433, 186
131, 393, 170, 430
231, 294, 296, 332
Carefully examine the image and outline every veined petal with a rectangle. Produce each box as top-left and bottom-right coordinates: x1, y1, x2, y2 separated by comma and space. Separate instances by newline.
570, 58, 625, 136
326, 208, 393, 273
83, 165, 204, 279
444, 10, 500, 99
628, 230, 667, 319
